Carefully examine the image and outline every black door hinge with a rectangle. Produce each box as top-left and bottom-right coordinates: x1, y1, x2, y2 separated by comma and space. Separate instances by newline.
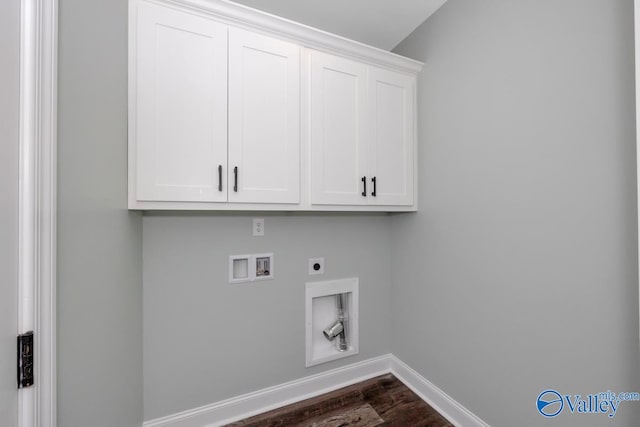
17, 331, 34, 389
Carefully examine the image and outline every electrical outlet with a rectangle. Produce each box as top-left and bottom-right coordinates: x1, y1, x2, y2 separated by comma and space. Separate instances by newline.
309, 257, 325, 275
253, 218, 264, 236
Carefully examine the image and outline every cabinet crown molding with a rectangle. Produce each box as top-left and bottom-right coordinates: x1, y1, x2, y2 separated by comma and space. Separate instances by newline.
143, 0, 424, 74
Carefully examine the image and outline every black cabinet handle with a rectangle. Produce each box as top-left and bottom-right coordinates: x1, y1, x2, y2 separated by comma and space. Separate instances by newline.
218, 165, 223, 192
233, 167, 238, 192
371, 176, 377, 197
361, 176, 367, 197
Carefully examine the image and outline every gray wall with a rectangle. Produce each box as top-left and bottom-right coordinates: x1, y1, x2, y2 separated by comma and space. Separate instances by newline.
54, 0, 640, 424
143, 213, 392, 420
57, 0, 143, 425
0, 0, 19, 423
392, 0, 640, 426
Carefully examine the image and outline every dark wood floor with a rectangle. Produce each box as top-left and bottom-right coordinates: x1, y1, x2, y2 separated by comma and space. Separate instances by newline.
226, 374, 454, 427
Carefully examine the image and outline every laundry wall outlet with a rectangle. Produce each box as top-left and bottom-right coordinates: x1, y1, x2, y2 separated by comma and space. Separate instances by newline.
229, 253, 274, 283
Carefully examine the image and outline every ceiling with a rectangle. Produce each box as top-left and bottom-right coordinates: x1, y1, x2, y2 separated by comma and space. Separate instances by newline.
229, 0, 449, 51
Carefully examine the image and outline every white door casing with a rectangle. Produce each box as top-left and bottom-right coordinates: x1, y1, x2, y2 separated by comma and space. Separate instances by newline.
17, 0, 58, 426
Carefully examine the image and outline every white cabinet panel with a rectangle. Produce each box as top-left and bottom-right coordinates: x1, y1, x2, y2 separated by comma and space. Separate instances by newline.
310, 51, 368, 205
368, 67, 414, 206
228, 28, 300, 204
135, 2, 227, 202
309, 52, 415, 207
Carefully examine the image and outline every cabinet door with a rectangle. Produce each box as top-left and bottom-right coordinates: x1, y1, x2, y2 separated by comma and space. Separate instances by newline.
228, 28, 300, 204
135, 2, 228, 202
310, 51, 368, 205
367, 67, 414, 206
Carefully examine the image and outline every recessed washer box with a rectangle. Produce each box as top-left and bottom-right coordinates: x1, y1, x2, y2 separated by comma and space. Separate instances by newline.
229, 253, 274, 283
305, 277, 359, 367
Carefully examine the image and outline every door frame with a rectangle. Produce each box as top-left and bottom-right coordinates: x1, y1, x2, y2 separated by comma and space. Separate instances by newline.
18, 0, 57, 425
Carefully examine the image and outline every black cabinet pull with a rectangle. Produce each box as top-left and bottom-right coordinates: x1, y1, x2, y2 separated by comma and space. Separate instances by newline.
218, 165, 223, 192
233, 167, 238, 192
371, 176, 377, 197
361, 176, 367, 197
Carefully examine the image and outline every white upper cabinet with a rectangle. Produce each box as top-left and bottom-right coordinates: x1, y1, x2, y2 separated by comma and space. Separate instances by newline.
228, 28, 300, 204
310, 51, 415, 207
367, 67, 415, 206
310, 51, 368, 205
129, 0, 422, 211
134, 1, 228, 202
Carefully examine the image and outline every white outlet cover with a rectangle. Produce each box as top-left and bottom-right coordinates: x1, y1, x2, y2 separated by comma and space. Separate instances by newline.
309, 257, 325, 275
253, 218, 264, 236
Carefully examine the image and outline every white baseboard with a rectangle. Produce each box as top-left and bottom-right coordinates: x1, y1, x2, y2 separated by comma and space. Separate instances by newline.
143, 354, 489, 427
389, 356, 490, 427
143, 355, 393, 427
